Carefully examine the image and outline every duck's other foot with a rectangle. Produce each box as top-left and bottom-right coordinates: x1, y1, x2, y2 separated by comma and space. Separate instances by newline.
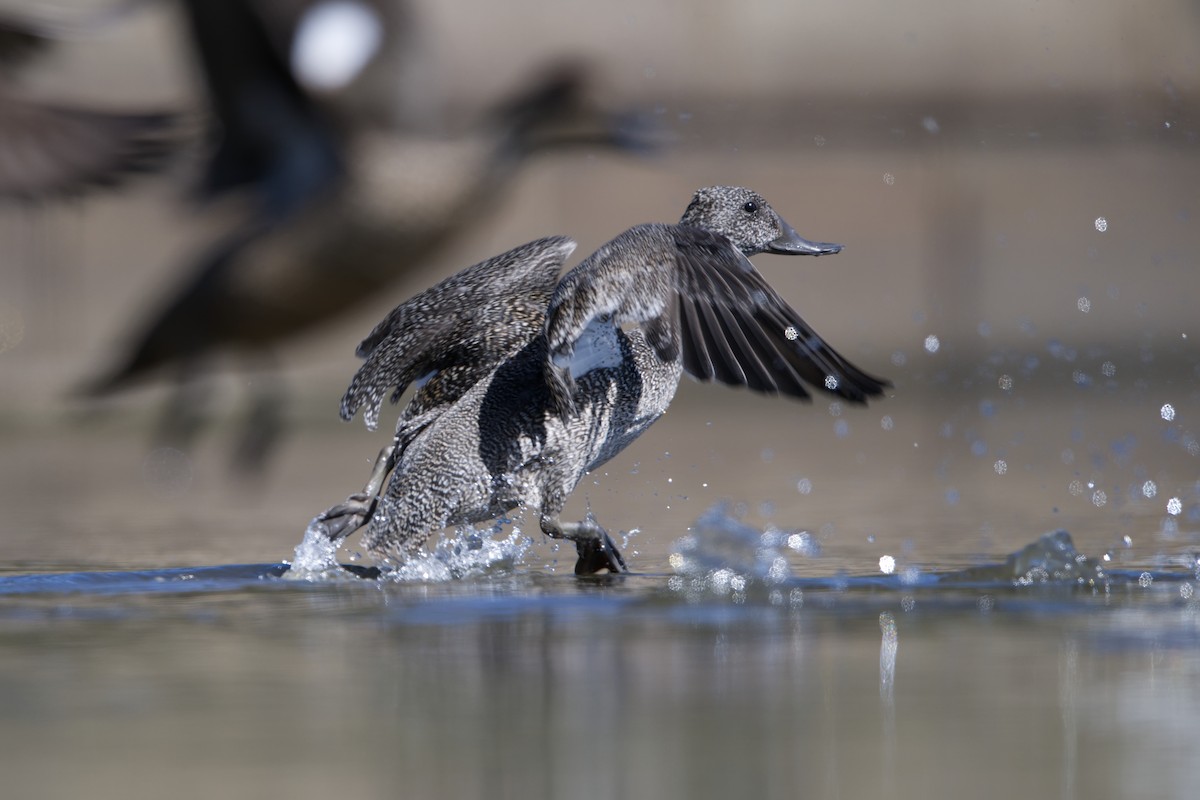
339, 563, 382, 579
541, 515, 629, 575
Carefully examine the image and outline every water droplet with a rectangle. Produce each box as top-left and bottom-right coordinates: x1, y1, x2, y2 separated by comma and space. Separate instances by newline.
1094, 216, 1108, 232
924, 334, 940, 354
998, 374, 1013, 391
1092, 490, 1107, 507
1142, 480, 1157, 498
1077, 297, 1091, 313
881, 415, 894, 431
813, 134, 826, 147
1161, 403, 1176, 421
883, 172, 896, 186
796, 478, 813, 495
1167, 497, 1183, 515
879, 555, 896, 574
994, 459, 1008, 475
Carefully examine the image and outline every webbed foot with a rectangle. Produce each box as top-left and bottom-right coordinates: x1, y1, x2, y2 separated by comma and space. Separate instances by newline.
541, 515, 629, 575
573, 529, 628, 575
315, 491, 377, 542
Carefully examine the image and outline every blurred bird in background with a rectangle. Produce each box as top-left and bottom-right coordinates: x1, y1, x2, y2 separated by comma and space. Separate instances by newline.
78, 0, 656, 474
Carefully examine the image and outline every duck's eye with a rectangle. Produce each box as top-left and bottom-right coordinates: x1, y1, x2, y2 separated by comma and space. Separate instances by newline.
742, 201, 758, 214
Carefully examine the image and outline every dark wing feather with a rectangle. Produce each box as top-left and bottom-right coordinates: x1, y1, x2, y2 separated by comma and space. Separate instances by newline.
340, 236, 575, 429
671, 227, 889, 403
676, 294, 714, 380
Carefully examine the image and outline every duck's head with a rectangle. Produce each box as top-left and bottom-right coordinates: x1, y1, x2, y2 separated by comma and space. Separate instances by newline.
680, 186, 843, 257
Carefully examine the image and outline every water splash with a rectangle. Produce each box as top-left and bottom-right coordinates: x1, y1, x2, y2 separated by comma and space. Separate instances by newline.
947, 530, 1108, 587
382, 528, 532, 582
284, 517, 533, 583
282, 518, 348, 581
668, 504, 816, 596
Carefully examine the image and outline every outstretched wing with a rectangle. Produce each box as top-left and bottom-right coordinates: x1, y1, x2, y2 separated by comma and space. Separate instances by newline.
341, 235, 576, 429
670, 226, 889, 402
543, 223, 887, 413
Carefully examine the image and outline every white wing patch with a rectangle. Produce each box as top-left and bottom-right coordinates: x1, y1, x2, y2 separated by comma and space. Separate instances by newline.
563, 318, 624, 380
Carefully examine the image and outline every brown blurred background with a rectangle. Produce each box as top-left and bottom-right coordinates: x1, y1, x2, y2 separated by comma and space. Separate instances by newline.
0, 0, 1197, 569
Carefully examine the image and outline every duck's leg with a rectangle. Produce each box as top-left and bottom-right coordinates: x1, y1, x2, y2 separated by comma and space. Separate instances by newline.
313, 441, 398, 542
540, 514, 628, 575
312, 410, 441, 543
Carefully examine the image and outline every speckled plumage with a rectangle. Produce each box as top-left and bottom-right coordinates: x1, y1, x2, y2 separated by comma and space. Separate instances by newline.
316, 186, 889, 574
340, 236, 577, 430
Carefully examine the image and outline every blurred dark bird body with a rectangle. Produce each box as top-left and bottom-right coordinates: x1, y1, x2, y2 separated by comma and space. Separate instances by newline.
312, 187, 888, 576
89, 80, 635, 390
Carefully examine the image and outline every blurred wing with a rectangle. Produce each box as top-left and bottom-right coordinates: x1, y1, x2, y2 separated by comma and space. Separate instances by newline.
671, 226, 889, 403
0, 92, 177, 201
341, 235, 576, 429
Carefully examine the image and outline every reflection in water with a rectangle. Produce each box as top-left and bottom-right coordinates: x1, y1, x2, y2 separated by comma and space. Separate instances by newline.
0, 555, 1198, 798
879, 611, 898, 796
1059, 640, 1079, 800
